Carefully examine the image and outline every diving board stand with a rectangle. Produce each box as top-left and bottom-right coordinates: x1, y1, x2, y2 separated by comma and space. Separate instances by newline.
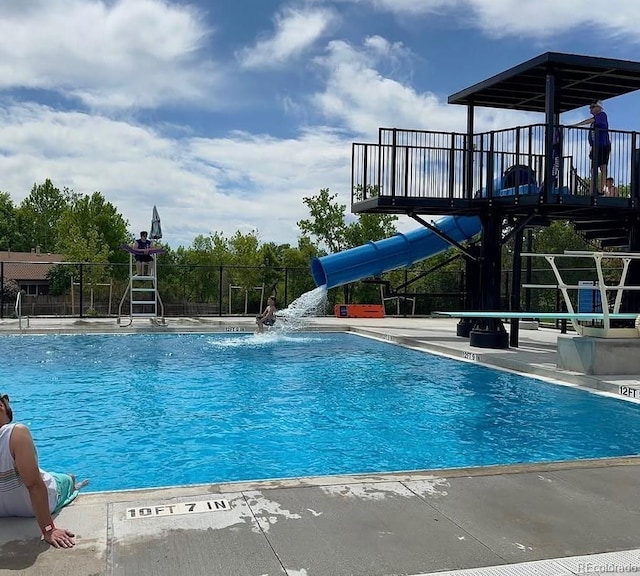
520, 251, 640, 338
436, 251, 640, 374
436, 251, 640, 339
117, 245, 166, 327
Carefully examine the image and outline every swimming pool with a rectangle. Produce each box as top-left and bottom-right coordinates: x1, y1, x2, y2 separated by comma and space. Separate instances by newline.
3, 331, 640, 492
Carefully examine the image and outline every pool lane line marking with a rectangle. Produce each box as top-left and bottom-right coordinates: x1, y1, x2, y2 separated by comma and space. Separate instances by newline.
126, 499, 230, 519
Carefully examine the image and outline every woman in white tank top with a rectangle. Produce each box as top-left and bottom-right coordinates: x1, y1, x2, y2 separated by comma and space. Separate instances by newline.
0, 394, 89, 548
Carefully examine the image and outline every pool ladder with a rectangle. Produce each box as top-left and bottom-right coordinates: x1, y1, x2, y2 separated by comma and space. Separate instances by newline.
15, 291, 29, 330
117, 254, 165, 327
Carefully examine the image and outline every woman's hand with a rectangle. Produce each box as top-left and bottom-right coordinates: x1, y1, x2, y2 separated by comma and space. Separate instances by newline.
44, 527, 76, 548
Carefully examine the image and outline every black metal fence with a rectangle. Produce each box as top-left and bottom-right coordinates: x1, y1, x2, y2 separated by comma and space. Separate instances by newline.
0, 259, 625, 320
353, 124, 640, 202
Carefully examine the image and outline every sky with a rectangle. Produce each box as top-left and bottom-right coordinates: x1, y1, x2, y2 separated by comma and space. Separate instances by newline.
2, 0, 640, 249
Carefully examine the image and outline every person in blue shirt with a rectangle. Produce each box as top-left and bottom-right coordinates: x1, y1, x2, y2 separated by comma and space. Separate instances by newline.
575, 100, 610, 194
131, 231, 154, 276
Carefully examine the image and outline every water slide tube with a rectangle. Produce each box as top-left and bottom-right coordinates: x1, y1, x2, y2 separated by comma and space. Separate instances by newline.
310, 165, 538, 289
311, 215, 481, 289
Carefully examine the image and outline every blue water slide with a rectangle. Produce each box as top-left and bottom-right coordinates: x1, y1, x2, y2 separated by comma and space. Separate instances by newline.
311, 215, 481, 289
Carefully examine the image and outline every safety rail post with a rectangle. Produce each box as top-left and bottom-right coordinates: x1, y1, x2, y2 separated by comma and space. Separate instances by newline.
218, 265, 223, 317
79, 263, 84, 318
363, 144, 368, 198
465, 103, 475, 200
377, 129, 383, 198
390, 128, 397, 197
448, 133, 456, 199
514, 127, 521, 192
632, 132, 639, 207
351, 143, 361, 203
403, 146, 409, 198
487, 131, 495, 197
528, 128, 534, 184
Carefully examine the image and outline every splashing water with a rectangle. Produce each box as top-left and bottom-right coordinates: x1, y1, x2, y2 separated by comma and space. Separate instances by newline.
276, 285, 328, 331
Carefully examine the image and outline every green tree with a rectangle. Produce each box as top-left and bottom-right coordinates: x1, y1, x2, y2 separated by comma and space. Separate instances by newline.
1, 278, 19, 302
56, 192, 129, 264
298, 187, 398, 303
227, 231, 264, 313
281, 236, 319, 306
0, 192, 23, 251
298, 189, 348, 254
17, 180, 71, 252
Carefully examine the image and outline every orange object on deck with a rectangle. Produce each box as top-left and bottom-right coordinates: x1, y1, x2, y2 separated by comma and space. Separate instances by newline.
334, 304, 385, 318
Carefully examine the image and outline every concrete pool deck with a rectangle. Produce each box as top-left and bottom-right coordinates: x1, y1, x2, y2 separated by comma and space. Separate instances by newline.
1, 315, 640, 575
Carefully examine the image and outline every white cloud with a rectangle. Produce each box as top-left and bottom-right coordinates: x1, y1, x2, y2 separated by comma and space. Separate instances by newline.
466, 0, 640, 38
311, 38, 535, 138
0, 0, 218, 110
238, 7, 336, 69
330, 0, 640, 40
0, 103, 353, 248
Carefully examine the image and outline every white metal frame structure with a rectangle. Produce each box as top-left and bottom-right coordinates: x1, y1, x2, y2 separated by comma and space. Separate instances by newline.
117, 253, 165, 327
435, 251, 640, 338
521, 250, 640, 337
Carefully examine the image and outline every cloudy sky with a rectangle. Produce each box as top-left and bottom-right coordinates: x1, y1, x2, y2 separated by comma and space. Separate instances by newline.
2, 0, 640, 248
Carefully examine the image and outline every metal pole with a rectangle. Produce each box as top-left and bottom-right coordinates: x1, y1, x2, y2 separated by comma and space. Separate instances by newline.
79, 264, 84, 318
544, 70, 557, 200
0, 261, 3, 319
218, 266, 223, 317
466, 104, 475, 199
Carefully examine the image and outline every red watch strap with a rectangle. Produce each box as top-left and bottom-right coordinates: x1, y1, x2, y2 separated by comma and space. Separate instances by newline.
42, 523, 55, 535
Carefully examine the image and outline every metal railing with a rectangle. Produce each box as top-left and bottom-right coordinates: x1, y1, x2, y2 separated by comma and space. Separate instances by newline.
353, 124, 640, 203
15, 290, 28, 330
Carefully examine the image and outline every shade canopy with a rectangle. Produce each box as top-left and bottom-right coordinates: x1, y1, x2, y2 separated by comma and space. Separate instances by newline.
448, 52, 640, 113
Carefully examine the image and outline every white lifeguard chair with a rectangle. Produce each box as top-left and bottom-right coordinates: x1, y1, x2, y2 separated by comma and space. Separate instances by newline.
118, 207, 165, 327
117, 248, 165, 327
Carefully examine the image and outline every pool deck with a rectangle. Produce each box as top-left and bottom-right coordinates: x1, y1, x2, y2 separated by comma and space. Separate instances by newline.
2, 315, 640, 576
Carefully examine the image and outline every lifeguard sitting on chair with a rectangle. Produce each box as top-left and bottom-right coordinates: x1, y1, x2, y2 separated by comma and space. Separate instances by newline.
131, 231, 154, 276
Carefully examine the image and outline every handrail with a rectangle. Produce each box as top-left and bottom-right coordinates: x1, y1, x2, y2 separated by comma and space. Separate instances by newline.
15, 290, 29, 330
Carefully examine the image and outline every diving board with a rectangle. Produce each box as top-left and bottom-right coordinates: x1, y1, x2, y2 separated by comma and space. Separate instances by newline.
434, 311, 639, 321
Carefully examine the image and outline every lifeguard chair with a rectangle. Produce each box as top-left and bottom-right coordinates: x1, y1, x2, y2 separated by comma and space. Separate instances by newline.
118, 207, 166, 326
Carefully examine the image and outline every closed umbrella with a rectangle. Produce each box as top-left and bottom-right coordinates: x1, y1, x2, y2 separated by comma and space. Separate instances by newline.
150, 206, 162, 240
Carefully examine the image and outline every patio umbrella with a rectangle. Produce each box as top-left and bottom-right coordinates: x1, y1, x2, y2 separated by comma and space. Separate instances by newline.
150, 205, 162, 240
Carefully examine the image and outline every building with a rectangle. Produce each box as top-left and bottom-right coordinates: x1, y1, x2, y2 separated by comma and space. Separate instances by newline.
0, 250, 66, 296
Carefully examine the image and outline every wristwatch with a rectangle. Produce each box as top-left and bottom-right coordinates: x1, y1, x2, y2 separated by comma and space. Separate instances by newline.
42, 523, 55, 536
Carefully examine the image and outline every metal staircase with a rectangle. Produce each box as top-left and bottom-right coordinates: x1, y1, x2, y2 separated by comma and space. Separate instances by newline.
117, 253, 165, 327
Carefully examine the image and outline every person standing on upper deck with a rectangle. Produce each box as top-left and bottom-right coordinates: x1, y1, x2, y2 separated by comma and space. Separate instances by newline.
574, 100, 610, 194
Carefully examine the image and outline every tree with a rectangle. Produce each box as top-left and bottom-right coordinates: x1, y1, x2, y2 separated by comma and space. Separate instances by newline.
56, 192, 129, 264
298, 187, 398, 303
298, 189, 348, 254
0, 192, 23, 251
17, 180, 71, 252
1, 278, 19, 302
281, 236, 319, 306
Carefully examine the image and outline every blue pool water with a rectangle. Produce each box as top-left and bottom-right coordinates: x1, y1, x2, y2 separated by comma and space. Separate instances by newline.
2, 332, 640, 492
